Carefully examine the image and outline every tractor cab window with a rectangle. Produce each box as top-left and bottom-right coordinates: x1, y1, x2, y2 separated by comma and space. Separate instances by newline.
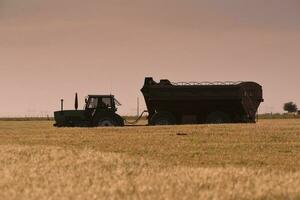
100, 97, 112, 108
87, 97, 98, 109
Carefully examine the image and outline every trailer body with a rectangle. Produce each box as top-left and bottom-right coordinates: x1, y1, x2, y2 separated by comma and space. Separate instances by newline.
141, 77, 263, 125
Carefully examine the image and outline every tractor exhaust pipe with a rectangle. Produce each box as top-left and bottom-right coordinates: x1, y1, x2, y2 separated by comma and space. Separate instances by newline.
75, 93, 78, 110
61, 99, 64, 111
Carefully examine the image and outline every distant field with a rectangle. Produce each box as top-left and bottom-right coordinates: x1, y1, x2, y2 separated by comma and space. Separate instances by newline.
0, 113, 299, 122
0, 119, 300, 199
258, 113, 300, 119
0, 117, 53, 121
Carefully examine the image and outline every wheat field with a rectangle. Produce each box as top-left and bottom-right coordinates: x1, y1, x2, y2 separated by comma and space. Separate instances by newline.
0, 119, 300, 200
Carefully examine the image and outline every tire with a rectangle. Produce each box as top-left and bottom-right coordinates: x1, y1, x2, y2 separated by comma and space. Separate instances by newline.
149, 112, 176, 126
114, 116, 125, 126
97, 117, 116, 127
206, 111, 231, 124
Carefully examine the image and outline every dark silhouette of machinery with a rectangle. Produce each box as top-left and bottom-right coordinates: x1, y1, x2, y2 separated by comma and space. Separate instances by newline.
54, 95, 124, 127
53, 77, 263, 127
141, 77, 264, 125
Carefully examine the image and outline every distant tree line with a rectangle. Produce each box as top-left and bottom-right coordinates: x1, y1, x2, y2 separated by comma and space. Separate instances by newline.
283, 102, 298, 113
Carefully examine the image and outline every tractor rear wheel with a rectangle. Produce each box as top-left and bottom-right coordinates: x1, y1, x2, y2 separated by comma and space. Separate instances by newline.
206, 111, 231, 124
97, 117, 116, 127
149, 112, 176, 126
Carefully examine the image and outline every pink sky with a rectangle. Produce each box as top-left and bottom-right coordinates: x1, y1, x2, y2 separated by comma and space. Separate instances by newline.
1, 0, 300, 117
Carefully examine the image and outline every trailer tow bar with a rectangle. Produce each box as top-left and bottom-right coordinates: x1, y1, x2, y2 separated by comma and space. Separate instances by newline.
124, 110, 148, 125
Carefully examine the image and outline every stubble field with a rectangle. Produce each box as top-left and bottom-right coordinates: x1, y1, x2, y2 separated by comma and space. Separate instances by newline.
0, 119, 300, 200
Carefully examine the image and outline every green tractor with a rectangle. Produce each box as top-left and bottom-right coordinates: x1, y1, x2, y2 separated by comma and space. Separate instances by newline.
54, 94, 124, 127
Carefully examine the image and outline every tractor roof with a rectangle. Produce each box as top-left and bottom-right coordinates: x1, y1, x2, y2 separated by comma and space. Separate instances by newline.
87, 95, 114, 98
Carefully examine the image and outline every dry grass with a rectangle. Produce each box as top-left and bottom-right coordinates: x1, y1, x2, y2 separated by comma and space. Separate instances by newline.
0, 119, 300, 199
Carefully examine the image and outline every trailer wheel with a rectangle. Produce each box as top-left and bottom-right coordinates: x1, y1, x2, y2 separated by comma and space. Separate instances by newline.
206, 111, 231, 124
97, 118, 116, 127
149, 112, 176, 125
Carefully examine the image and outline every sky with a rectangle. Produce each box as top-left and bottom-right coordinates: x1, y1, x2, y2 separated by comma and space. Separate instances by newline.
1, 0, 300, 117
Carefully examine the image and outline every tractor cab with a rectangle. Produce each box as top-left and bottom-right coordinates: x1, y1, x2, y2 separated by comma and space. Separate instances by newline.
84, 95, 121, 112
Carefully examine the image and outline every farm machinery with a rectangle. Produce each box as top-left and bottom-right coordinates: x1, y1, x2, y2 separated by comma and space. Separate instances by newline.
54, 95, 124, 127
54, 77, 264, 127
